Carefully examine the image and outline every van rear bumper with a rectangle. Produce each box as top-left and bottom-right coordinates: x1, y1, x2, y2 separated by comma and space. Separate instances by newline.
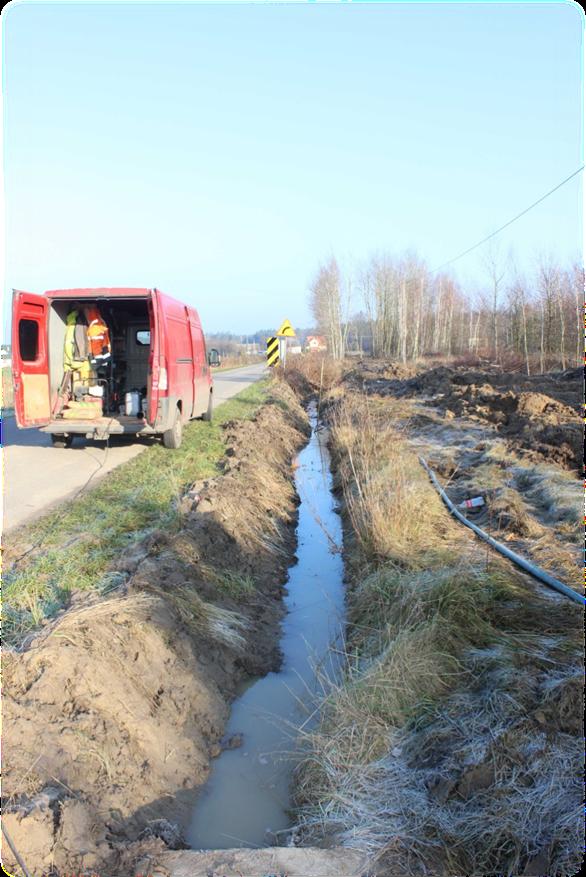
41, 416, 158, 440
41, 396, 180, 439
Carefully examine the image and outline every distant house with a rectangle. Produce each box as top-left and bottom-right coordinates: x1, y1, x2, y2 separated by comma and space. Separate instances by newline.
306, 335, 327, 353
285, 337, 302, 354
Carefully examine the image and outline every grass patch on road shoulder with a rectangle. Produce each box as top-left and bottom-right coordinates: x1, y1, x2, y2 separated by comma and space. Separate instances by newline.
3, 380, 269, 644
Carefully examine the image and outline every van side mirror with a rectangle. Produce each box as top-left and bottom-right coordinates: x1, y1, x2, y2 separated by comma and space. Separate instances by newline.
208, 348, 221, 367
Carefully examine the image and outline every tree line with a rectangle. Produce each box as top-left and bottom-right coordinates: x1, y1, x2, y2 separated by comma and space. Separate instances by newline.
309, 251, 583, 372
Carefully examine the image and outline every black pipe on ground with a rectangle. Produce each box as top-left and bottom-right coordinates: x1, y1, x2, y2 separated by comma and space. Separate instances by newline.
419, 457, 585, 607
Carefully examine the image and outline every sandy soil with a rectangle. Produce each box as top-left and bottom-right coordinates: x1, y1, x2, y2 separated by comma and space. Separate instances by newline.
2, 383, 309, 877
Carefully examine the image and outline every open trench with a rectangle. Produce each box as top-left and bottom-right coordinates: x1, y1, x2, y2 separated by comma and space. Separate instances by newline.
2, 389, 364, 877
5, 369, 582, 877
187, 403, 346, 849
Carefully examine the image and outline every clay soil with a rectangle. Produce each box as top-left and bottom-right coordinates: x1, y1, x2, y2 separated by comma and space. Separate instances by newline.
2, 383, 310, 877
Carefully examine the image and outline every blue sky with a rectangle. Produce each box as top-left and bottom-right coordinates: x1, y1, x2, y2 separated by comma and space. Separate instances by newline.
2, 1, 583, 335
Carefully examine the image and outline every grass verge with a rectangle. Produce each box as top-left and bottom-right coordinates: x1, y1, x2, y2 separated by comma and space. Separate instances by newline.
3, 380, 269, 643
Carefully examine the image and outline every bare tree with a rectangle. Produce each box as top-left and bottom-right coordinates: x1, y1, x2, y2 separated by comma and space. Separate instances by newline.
411, 275, 425, 360
536, 254, 563, 370
311, 248, 578, 368
507, 271, 531, 375
570, 262, 584, 367
360, 254, 397, 358
483, 241, 506, 360
433, 275, 443, 353
555, 271, 567, 370
310, 257, 345, 359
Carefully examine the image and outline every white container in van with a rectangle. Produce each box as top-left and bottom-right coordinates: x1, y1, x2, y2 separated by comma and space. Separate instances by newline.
125, 390, 141, 417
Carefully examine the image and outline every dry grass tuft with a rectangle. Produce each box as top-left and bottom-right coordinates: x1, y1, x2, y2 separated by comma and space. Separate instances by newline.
135, 579, 248, 651
331, 393, 457, 566
202, 565, 257, 599
520, 467, 582, 537
527, 535, 583, 590
282, 354, 345, 393
296, 684, 582, 876
352, 563, 501, 652
490, 488, 544, 538
471, 460, 510, 490
217, 463, 296, 557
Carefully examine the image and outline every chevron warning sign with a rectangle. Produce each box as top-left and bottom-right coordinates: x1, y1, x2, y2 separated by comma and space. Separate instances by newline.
266, 336, 279, 367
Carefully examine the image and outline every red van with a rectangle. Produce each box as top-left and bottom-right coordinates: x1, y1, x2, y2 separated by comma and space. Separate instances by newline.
11, 287, 214, 449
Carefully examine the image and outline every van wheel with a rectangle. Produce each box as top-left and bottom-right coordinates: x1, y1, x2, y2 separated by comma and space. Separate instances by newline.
51, 434, 74, 448
202, 391, 213, 422
163, 407, 183, 449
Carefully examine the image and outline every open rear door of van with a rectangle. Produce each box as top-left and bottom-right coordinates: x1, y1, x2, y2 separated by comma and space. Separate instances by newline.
12, 290, 51, 427
146, 289, 160, 427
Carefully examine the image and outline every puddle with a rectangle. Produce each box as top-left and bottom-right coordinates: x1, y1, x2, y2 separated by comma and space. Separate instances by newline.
187, 406, 345, 849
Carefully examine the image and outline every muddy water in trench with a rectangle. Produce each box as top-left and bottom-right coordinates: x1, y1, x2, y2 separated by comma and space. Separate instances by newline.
188, 409, 345, 849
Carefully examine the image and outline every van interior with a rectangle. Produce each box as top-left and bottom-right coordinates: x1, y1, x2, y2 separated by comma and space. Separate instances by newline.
48, 298, 151, 422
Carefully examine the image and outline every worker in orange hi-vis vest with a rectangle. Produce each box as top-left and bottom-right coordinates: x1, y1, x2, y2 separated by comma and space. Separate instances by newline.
84, 306, 111, 365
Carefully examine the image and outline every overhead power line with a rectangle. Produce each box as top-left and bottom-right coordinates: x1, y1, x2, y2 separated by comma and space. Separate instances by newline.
432, 165, 584, 274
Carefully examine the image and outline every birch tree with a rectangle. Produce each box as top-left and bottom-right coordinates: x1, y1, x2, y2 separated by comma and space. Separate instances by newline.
483, 242, 506, 360
310, 257, 345, 359
310, 249, 579, 367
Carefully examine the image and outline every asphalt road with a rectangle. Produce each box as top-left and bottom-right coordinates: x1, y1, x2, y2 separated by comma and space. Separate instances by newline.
1, 362, 267, 533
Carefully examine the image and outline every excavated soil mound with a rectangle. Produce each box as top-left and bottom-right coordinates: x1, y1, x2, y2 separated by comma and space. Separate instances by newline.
2, 384, 309, 877
435, 384, 580, 470
353, 362, 582, 470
